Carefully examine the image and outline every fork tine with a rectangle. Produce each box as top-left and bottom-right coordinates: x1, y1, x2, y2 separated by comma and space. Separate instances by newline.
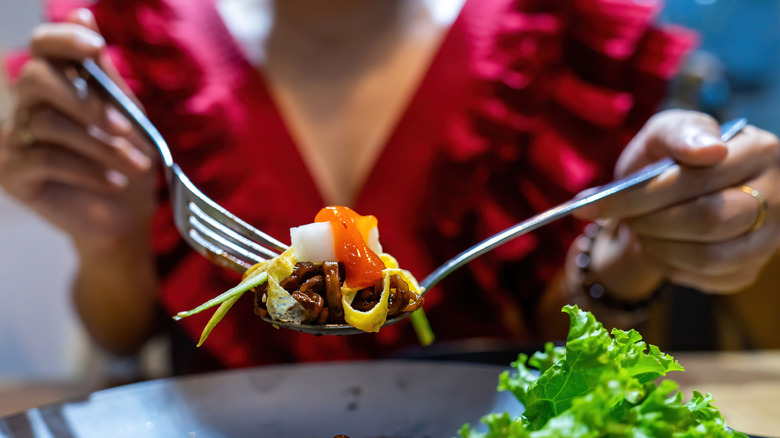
185, 227, 255, 272
79, 59, 288, 274
188, 214, 266, 264
174, 168, 289, 253
189, 202, 280, 259
166, 169, 287, 273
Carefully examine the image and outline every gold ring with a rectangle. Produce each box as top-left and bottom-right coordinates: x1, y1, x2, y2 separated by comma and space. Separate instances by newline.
739, 185, 768, 234
16, 111, 35, 146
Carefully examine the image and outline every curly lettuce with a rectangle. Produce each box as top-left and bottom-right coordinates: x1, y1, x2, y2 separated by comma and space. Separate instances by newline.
458, 305, 747, 438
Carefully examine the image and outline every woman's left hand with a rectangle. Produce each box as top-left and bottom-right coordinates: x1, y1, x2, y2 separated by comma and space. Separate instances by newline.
576, 109, 780, 298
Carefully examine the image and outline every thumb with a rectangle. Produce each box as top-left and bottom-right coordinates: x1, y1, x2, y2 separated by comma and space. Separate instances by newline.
66, 8, 144, 129
616, 111, 728, 178
67, 8, 100, 33
666, 116, 728, 166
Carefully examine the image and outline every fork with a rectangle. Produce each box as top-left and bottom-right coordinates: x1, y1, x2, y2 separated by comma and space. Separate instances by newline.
276, 117, 744, 335
80, 59, 747, 336
78, 59, 288, 273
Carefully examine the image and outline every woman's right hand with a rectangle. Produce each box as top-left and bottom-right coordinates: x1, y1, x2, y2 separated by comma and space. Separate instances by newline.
0, 9, 156, 253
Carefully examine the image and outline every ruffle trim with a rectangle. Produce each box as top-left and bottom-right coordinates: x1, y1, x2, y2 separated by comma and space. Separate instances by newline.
424, 0, 696, 322
34, 0, 698, 352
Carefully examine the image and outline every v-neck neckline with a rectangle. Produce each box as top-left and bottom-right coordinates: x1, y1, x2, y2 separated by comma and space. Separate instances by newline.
212, 0, 471, 208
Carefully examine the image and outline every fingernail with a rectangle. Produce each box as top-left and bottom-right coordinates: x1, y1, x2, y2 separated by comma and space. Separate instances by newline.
88, 124, 120, 145
105, 107, 131, 134
690, 132, 723, 149
72, 8, 95, 26
126, 146, 152, 170
81, 31, 105, 49
110, 136, 152, 170
105, 169, 128, 188
88, 124, 114, 143
575, 187, 601, 200
88, 125, 151, 170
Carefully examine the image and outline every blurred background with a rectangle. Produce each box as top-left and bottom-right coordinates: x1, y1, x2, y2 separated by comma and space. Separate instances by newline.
660, 1, 780, 132
0, 0, 778, 387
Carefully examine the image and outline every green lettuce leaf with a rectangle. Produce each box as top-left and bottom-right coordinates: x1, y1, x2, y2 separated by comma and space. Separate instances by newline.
458, 305, 746, 438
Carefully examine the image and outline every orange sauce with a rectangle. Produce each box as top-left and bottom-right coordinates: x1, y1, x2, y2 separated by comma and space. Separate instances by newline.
315, 206, 385, 289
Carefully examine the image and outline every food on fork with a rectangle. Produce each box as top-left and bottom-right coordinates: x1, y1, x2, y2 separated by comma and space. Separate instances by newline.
174, 206, 424, 345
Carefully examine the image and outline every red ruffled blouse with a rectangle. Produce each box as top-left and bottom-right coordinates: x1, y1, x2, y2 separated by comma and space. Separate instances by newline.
9, 0, 695, 370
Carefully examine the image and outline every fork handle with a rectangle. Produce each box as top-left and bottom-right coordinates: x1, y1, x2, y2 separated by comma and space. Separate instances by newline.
76, 59, 175, 170
418, 118, 748, 292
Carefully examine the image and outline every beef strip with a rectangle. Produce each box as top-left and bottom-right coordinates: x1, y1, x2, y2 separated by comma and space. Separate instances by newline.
323, 262, 345, 323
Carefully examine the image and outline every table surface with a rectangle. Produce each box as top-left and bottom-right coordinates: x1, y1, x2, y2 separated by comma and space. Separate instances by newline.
672, 351, 780, 437
0, 351, 778, 437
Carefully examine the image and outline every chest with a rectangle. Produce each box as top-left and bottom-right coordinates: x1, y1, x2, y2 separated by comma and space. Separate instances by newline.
218, 0, 462, 206
266, 37, 443, 205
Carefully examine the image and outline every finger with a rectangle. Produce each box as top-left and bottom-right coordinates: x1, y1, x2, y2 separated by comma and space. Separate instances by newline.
15, 58, 131, 137
26, 106, 150, 173
627, 186, 763, 242
617, 110, 728, 176
29, 180, 135, 241
30, 22, 104, 61
65, 8, 140, 105
126, 125, 155, 158
577, 125, 779, 220
3, 143, 126, 201
666, 267, 762, 295
639, 229, 777, 277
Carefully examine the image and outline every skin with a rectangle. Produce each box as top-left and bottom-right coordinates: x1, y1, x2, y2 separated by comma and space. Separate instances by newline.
539, 111, 780, 337
0, 10, 158, 355
263, 0, 452, 205
1, 3, 779, 355
580, 111, 780, 298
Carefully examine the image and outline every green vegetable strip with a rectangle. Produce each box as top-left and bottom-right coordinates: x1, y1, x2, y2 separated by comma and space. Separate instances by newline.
410, 308, 435, 346
173, 271, 268, 320
196, 292, 243, 347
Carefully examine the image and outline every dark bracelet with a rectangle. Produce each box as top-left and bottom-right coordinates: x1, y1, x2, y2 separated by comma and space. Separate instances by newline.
575, 223, 660, 312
